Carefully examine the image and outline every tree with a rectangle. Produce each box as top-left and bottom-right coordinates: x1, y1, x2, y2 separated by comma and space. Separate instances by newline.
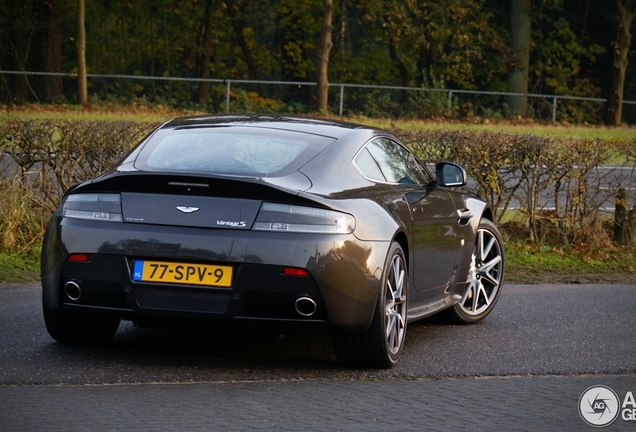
605, 0, 636, 126
316, 0, 333, 112
382, 4, 412, 103
45, 0, 63, 101
225, 0, 260, 80
197, 0, 219, 104
0, 0, 41, 103
77, 0, 87, 106
362, 0, 506, 93
0, 0, 629, 121
507, 0, 531, 115
528, 0, 605, 122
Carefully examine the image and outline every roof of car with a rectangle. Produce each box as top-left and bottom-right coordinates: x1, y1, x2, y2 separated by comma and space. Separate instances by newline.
161, 114, 370, 139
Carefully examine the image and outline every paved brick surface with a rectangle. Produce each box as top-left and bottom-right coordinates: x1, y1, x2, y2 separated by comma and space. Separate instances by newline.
2, 374, 635, 431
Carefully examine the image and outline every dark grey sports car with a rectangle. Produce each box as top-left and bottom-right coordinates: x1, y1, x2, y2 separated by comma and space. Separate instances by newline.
41, 115, 504, 368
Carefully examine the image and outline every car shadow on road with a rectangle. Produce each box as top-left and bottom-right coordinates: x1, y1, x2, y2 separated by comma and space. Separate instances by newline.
37, 322, 345, 382
28, 312, 493, 385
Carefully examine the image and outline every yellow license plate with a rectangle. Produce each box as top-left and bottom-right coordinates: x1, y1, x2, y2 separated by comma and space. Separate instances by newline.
132, 260, 233, 287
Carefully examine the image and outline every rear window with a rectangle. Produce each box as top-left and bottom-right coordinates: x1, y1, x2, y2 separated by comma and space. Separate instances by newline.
134, 126, 336, 176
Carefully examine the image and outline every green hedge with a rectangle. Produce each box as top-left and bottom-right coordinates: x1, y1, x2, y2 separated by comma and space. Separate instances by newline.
1, 119, 634, 251
393, 128, 635, 244
0, 119, 158, 249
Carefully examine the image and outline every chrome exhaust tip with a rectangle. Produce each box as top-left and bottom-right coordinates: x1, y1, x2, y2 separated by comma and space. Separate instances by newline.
295, 296, 317, 317
64, 280, 82, 301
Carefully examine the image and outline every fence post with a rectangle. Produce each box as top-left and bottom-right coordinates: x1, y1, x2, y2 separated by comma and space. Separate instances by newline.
552, 97, 557, 122
225, 80, 231, 113
448, 91, 453, 111
339, 85, 344, 117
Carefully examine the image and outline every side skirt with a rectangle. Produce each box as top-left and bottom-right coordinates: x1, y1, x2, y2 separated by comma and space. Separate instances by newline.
406, 292, 462, 323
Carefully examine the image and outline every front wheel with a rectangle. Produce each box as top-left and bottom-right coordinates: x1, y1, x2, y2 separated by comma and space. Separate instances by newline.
333, 242, 408, 368
43, 305, 120, 345
439, 218, 504, 324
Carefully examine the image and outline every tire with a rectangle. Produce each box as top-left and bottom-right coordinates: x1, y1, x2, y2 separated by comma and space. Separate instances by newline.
438, 218, 505, 324
43, 305, 120, 345
333, 242, 408, 368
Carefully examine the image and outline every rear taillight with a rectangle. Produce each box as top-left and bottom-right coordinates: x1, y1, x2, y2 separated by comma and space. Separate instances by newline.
253, 203, 355, 234
67, 253, 89, 262
62, 194, 123, 222
283, 267, 309, 277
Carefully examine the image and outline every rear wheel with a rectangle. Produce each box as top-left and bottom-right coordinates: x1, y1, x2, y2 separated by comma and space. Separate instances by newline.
43, 305, 120, 345
333, 242, 407, 368
439, 218, 504, 324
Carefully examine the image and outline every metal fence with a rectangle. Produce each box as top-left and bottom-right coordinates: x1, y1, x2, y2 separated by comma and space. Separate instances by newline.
2, 70, 634, 123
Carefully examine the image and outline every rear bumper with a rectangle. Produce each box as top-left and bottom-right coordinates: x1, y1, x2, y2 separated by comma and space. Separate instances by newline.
42, 217, 390, 332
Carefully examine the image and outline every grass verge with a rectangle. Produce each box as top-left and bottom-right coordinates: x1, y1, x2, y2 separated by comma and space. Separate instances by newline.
505, 241, 636, 284
347, 116, 636, 140
4, 103, 636, 141
0, 247, 40, 283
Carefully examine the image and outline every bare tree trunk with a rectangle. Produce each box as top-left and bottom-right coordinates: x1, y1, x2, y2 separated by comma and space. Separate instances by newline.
605, 0, 636, 126
416, 34, 437, 88
225, 0, 260, 80
316, 0, 333, 112
198, 0, 217, 105
387, 29, 411, 104
4, 4, 34, 103
337, 0, 348, 55
507, 0, 531, 116
77, 0, 88, 106
43, 0, 63, 101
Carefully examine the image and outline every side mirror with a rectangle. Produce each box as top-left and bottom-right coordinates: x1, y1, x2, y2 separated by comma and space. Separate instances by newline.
435, 162, 467, 187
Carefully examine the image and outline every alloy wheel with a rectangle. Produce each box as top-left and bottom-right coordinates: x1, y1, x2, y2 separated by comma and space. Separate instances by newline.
459, 227, 503, 316
385, 252, 407, 355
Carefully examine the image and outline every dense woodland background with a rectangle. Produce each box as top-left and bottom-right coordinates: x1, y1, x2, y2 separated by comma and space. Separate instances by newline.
1, 0, 636, 123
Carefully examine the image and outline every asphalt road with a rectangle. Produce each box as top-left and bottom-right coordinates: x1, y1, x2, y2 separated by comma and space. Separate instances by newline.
1, 282, 635, 431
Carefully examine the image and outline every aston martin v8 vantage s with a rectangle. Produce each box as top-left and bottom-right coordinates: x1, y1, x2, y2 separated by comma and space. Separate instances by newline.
41, 115, 504, 368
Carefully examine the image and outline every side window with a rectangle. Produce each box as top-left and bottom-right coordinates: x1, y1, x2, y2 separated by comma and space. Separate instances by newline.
365, 138, 431, 185
411, 156, 434, 185
353, 147, 386, 182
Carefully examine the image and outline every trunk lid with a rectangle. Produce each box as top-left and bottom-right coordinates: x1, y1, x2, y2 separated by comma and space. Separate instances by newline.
121, 193, 260, 229
76, 172, 315, 230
